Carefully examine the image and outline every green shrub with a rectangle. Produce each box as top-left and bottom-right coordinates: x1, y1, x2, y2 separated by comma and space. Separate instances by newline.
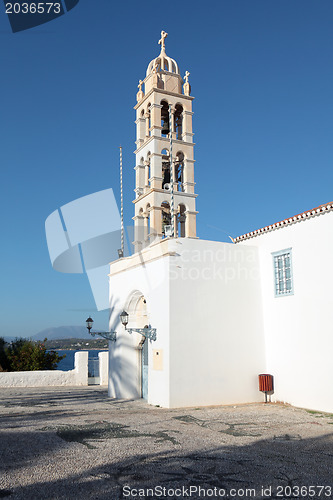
0, 337, 65, 371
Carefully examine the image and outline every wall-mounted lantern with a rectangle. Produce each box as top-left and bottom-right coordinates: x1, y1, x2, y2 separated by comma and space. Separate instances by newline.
85, 316, 117, 341
119, 310, 156, 341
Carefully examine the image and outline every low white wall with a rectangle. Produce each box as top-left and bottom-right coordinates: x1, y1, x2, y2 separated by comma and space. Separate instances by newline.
98, 351, 109, 385
0, 351, 88, 387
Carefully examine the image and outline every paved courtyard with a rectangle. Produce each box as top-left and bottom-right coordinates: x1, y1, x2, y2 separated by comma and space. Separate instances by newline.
0, 387, 332, 499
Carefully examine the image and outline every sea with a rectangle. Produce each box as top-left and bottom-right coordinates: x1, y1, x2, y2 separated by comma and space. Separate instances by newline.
55, 350, 108, 371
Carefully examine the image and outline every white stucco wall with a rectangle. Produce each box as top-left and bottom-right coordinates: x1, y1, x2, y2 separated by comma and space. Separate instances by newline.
238, 211, 333, 413
108, 240, 171, 406
0, 351, 88, 387
99, 351, 109, 386
108, 238, 266, 408
168, 238, 265, 407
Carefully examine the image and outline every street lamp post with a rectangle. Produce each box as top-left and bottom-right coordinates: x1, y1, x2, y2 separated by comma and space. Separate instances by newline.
85, 316, 117, 342
119, 310, 156, 341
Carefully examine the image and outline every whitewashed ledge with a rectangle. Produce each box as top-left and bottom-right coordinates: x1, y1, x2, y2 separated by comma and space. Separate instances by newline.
0, 351, 89, 387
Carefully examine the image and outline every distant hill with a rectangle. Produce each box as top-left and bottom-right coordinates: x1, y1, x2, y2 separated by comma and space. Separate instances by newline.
0, 326, 93, 342
32, 326, 92, 341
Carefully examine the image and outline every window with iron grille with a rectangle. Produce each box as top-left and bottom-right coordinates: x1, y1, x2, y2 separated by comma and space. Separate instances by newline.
272, 248, 293, 296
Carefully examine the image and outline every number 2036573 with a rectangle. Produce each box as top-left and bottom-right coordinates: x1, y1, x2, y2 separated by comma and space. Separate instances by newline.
276, 485, 332, 497
6, 3, 61, 14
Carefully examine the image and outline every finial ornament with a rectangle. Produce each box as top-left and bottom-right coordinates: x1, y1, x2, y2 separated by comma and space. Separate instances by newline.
152, 61, 159, 74
183, 70, 191, 96
158, 30, 168, 51
138, 80, 143, 91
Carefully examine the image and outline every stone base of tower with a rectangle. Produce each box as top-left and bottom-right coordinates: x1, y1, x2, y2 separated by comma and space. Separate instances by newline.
108, 238, 265, 408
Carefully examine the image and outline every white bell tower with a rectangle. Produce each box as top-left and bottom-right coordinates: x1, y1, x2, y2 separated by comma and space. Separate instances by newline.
133, 30, 198, 253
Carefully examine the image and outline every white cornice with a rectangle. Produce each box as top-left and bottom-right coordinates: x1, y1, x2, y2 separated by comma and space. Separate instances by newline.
134, 88, 194, 110
134, 136, 196, 155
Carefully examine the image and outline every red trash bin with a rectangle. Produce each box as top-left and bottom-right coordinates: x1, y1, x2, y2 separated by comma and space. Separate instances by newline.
258, 374, 274, 402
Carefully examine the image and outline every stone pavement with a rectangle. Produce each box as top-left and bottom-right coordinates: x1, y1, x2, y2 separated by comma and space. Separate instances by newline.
0, 387, 332, 499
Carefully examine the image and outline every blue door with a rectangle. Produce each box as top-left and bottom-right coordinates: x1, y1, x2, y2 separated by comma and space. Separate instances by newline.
141, 339, 148, 399
88, 355, 100, 385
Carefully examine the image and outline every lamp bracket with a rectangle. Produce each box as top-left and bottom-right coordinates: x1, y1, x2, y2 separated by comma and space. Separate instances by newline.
89, 331, 117, 342
127, 327, 156, 341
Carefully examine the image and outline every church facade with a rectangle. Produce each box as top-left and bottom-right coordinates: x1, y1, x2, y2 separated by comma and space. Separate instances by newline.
108, 32, 333, 413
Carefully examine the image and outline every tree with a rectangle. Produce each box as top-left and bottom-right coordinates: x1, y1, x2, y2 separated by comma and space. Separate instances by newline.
1, 337, 65, 371
0, 337, 11, 371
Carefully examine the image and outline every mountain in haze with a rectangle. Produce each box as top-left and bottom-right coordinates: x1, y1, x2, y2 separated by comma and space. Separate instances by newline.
32, 326, 92, 341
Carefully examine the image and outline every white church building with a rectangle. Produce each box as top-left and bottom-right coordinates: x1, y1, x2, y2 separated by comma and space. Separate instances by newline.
108, 32, 333, 413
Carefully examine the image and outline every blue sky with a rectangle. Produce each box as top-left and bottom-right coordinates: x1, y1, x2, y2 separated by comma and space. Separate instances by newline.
1, 0, 332, 337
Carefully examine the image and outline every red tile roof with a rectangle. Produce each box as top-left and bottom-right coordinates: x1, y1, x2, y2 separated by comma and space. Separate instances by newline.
234, 201, 333, 243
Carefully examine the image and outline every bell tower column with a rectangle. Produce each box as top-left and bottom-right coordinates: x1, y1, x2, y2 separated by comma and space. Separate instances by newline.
150, 103, 162, 138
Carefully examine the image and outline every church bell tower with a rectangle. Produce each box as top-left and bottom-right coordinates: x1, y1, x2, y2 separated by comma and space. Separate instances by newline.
133, 31, 198, 253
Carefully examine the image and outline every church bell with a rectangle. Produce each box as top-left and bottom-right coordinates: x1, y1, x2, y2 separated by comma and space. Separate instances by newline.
161, 117, 170, 135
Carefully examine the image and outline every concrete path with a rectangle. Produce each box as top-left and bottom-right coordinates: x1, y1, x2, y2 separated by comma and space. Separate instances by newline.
0, 387, 332, 499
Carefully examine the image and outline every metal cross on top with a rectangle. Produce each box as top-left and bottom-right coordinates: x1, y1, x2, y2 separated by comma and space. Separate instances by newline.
158, 30, 168, 51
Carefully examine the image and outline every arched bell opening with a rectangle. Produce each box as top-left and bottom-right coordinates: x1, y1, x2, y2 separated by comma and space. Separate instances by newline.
144, 152, 151, 190
137, 207, 144, 241
174, 104, 183, 140
175, 151, 184, 192
177, 204, 186, 238
161, 148, 170, 189
135, 157, 145, 198
145, 103, 151, 137
145, 203, 151, 243
161, 201, 171, 237
161, 100, 170, 137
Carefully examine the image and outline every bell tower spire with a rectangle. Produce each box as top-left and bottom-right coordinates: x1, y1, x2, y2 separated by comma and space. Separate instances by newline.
133, 31, 198, 252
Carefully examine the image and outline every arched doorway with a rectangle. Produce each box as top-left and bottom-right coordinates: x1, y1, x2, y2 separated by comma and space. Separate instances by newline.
141, 333, 148, 399
126, 292, 149, 399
